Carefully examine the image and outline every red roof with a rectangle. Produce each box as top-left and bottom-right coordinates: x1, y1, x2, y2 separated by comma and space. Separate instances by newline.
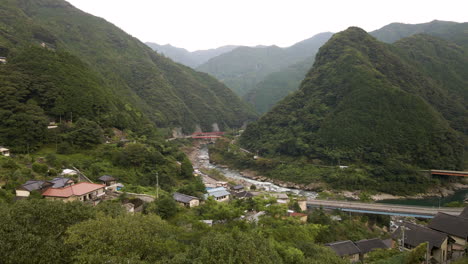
42, 182, 105, 198
289, 212, 307, 217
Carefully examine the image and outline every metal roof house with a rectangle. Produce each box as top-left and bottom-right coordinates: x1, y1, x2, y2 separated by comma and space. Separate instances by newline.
205, 187, 230, 202
98, 175, 117, 186
428, 212, 468, 254
173, 192, 200, 208
354, 238, 390, 259
393, 222, 449, 263
326, 240, 361, 263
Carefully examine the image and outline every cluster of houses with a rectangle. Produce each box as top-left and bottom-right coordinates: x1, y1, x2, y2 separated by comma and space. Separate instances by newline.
326, 238, 391, 263
327, 208, 468, 263
15, 170, 122, 205
173, 183, 258, 207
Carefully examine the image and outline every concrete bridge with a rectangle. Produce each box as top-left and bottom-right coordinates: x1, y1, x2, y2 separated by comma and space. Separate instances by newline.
307, 199, 464, 218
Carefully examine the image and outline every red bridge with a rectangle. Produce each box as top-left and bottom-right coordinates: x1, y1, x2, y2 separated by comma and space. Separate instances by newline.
429, 170, 468, 177
191, 131, 225, 139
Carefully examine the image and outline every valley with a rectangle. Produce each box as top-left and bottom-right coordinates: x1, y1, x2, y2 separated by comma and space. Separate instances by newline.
0, 0, 467, 263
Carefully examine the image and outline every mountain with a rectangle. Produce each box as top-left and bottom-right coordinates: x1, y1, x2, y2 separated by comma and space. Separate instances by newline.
244, 57, 314, 114
0, 0, 256, 137
196, 32, 333, 97
370, 20, 463, 43
240, 27, 467, 171
145, 43, 239, 68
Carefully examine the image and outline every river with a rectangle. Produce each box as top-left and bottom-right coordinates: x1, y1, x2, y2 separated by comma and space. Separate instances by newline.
195, 145, 318, 198
378, 188, 468, 207
194, 144, 467, 205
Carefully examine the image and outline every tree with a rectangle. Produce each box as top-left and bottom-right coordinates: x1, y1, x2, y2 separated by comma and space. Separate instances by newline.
146, 195, 179, 219
65, 214, 184, 263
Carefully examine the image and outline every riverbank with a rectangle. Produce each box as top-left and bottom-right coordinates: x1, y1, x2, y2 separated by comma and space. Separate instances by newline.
185, 141, 468, 203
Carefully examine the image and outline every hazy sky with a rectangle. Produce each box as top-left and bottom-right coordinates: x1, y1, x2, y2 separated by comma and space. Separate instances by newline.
67, 0, 467, 51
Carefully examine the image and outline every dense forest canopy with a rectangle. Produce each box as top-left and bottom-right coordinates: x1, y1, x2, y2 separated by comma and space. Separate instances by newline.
0, 0, 256, 134
241, 27, 467, 171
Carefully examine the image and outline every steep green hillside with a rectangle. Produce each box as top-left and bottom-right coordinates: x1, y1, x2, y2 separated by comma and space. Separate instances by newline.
0, 0, 255, 133
146, 42, 238, 68
244, 57, 314, 114
240, 27, 465, 171
197, 32, 333, 97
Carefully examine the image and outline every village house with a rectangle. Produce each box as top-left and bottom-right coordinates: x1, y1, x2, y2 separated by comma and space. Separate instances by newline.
16, 180, 52, 197
215, 181, 228, 188
173, 192, 200, 208
0, 57, 6, 64
42, 182, 105, 203
272, 193, 289, 204
392, 222, 449, 263
428, 212, 468, 259
15, 177, 75, 197
0, 146, 10, 157
205, 187, 230, 202
230, 184, 244, 192
98, 175, 117, 186
354, 238, 390, 261
326, 240, 361, 263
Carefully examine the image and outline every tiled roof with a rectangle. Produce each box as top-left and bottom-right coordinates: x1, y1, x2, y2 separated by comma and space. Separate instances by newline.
326, 240, 361, 257
231, 184, 244, 190
173, 192, 199, 203
20, 180, 48, 192
392, 222, 447, 250
49, 177, 73, 188
428, 213, 468, 239
355, 238, 389, 254
459, 207, 468, 219
98, 175, 116, 182
42, 182, 105, 198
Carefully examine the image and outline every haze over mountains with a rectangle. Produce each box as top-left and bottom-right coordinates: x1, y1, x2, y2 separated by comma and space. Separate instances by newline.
148, 20, 468, 115
145, 43, 239, 68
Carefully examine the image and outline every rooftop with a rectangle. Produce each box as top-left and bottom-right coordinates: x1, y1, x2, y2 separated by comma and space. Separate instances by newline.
354, 238, 389, 254
98, 175, 116, 182
428, 212, 468, 239
42, 182, 105, 198
231, 184, 244, 190
20, 180, 50, 192
49, 177, 73, 188
459, 207, 468, 219
393, 222, 447, 250
173, 192, 199, 204
326, 240, 361, 257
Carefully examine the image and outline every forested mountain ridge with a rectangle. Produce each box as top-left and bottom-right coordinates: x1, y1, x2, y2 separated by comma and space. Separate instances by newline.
0, 0, 256, 135
240, 27, 467, 171
370, 20, 463, 44
196, 32, 333, 97
146, 42, 239, 68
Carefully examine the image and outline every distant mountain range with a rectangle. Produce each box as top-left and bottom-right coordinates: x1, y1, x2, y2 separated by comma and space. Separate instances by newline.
240, 25, 468, 172
145, 43, 239, 68
148, 20, 468, 115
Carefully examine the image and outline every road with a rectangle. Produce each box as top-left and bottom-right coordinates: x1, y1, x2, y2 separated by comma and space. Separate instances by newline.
307, 199, 464, 217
